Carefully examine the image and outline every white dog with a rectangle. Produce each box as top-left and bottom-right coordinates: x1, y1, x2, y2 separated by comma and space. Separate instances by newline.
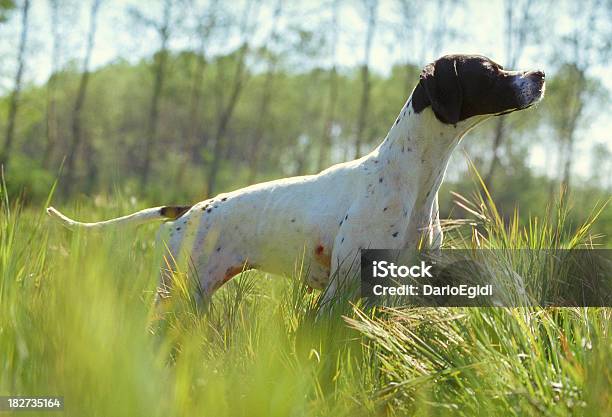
48, 54, 545, 306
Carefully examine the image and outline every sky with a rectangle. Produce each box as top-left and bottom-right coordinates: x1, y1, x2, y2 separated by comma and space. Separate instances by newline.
0, 0, 610, 182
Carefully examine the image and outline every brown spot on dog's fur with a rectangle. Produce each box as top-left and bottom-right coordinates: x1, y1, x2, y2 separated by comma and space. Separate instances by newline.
224, 265, 244, 281
314, 244, 331, 268
213, 263, 255, 290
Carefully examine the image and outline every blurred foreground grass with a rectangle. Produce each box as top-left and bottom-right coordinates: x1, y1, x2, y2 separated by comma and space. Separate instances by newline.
0, 184, 610, 416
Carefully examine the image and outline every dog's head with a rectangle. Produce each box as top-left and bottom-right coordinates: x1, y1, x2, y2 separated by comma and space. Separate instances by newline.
412, 54, 545, 125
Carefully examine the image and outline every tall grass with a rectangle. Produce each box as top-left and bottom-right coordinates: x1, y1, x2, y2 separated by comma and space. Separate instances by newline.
0, 180, 610, 416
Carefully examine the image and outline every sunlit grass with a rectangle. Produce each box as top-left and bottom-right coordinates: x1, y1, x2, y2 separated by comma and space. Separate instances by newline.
0, 179, 610, 416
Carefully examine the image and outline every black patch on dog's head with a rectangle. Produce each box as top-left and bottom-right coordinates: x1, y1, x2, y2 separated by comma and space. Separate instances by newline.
413, 57, 462, 124
412, 54, 544, 124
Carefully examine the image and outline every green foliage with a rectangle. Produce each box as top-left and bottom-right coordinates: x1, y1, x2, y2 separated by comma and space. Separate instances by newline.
0, 0, 14, 23
2, 154, 55, 202
440, 165, 611, 247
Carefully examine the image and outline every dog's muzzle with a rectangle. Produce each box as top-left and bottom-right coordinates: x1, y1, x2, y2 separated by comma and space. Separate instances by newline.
515, 70, 546, 109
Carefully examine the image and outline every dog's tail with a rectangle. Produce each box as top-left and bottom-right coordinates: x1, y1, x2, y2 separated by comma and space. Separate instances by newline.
46, 205, 192, 230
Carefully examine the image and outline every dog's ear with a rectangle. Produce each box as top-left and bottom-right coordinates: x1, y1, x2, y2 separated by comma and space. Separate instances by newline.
419, 57, 463, 124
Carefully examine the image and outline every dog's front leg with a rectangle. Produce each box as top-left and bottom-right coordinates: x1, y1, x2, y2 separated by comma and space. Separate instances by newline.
318, 237, 362, 313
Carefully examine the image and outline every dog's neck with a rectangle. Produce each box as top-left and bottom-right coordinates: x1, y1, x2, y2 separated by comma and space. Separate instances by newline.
368, 95, 489, 245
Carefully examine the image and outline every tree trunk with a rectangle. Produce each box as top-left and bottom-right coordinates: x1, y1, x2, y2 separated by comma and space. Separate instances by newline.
62, 0, 100, 196
247, 65, 275, 184
207, 42, 249, 196
317, 67, 338, 172
83, 139, 98, 192
355, 66, 369, 159
140, 0, 171, 188
206, 0, 257, 196
175, 1, 220, 185
293, 71, 321, 176
561, 132, 574, 193
560, 86, 584, 193
188, 50, 207, 154
174, 49, 207, 185
484, 0, 533, 193
42, 0, 61, 169
247, 0, 282, 183
354, 0, 377, 158
317, 0, 340, 172
0, 0, 30, 169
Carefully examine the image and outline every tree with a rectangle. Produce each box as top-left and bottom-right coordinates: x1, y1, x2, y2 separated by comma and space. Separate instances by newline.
590, 143, 611, 192
317, 0, 340, 172
173, 0, 222, 185
62, 0, 101, 195
0, 0, 29, 169
0, 0, 15, 23
286, 26, 326, 176
132, 0, 173, 188
187, 1, 219, 156
42, 0, 63, 169
206, 0, 259, 196
247, 0, 283, 183
548, 0, 610, 195
395, 0, 461, 96
354, 0, 377, 158
483, 0, 547, 192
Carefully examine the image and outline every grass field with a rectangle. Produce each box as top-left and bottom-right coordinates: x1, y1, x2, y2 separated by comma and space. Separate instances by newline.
0, 182, 610, 417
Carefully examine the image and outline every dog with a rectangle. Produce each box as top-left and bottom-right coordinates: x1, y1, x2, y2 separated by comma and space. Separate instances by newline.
47, 54, 545, 307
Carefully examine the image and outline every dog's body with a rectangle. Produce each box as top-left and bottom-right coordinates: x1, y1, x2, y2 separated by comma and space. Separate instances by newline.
48, 55, 545, 305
